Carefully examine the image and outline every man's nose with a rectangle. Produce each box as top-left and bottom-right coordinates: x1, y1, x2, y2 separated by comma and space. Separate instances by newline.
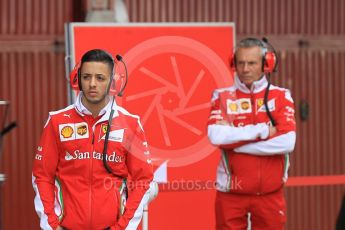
242, 63, 250, 72
90, 76, 97, 87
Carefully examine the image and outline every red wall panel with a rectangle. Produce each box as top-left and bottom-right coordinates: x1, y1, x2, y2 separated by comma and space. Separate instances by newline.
125, 0, 345, 35
0, 0, 72, 37
0, 51, 68, 230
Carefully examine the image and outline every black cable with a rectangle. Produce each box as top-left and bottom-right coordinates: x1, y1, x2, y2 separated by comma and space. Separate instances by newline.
102, 97, 116, 174
263, 73, 276, 126
101, 98, 128, 201
102, 55, 129, 174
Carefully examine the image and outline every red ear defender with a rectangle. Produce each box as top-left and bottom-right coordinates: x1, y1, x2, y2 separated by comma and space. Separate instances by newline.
263, 51, 277, 73
229, 55, 236, 72
261, 37, 278, 73
69, 62, 81, 91
108, 62, 121, 95
108, 74, 118, 95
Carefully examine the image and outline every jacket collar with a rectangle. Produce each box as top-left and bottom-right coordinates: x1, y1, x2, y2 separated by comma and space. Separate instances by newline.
234, 75, 268, 93
74, 92, 119, 123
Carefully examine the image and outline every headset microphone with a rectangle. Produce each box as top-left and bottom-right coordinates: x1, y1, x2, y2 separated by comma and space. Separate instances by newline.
115, 55, 123, 61
114, 54, 128, 97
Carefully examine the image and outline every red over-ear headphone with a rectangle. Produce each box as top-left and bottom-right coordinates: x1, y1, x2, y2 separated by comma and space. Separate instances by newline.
69, 62, 81, 91
230, 38, 278, 74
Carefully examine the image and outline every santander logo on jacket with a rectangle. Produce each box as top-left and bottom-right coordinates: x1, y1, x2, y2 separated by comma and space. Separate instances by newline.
64, 150, 124, 163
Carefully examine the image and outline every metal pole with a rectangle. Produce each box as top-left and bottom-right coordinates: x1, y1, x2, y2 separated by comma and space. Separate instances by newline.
0, 174, 5, 230
142, 181, 159, 230
0, 101, 10, 230
142, 204, 149, 230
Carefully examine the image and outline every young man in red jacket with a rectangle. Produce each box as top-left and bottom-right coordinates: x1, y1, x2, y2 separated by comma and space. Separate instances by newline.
32, 49, 153, 230
208, 38, 296, 230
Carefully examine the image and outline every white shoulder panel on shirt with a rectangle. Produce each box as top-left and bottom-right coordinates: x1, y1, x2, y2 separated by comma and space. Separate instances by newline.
49, 104, 76, 116
117, 106, 144, 131
212, 86, 236, 101
270, 85, 294, 103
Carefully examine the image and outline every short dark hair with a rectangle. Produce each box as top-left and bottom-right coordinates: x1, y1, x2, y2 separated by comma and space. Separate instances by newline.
80, 49, 115, 74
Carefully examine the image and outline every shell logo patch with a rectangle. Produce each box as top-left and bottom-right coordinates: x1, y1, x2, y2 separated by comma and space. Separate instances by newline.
61, 126, 74, 138
227, 100, 238, 114
229, 102, 238, 112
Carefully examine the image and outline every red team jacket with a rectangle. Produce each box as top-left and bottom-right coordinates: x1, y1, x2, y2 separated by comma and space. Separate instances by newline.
208, 76, 296, 195
32, 93, 153, 230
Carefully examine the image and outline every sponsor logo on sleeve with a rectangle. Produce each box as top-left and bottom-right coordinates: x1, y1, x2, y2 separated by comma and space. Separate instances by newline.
35, 153, 43, 160
209, 114, 223, 120
143, 142, 148, 148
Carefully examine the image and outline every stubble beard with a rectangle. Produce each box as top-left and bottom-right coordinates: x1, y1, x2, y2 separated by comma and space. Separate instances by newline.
84, 92, 108, 105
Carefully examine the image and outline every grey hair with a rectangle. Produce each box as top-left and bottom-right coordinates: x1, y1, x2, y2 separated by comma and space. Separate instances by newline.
235, 38, 267, 55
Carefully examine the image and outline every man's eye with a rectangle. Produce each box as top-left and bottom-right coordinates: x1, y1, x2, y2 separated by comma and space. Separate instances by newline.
97, 76, 105, 81
82, 75, 90, 80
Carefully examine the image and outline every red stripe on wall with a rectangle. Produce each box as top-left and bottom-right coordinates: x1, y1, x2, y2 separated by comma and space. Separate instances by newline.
286, 175, 345, 186
157, 175, 345, 192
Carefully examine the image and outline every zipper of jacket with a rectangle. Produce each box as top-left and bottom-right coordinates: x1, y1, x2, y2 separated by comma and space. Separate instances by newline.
89, 124, 96, 230
251, 87, 262, 195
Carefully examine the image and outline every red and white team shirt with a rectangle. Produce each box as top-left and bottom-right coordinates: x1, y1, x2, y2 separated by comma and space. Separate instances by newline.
208, 75, 296, 194
32, 93, 153, 230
